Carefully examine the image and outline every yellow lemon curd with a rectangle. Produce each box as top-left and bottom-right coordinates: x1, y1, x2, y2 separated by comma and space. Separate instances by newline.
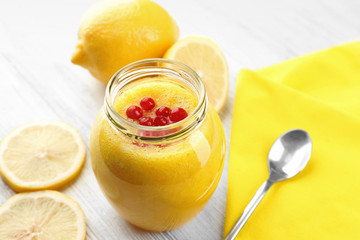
90, 79, 225, 231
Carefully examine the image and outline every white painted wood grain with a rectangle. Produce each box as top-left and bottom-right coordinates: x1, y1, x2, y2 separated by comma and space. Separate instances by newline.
0, 0, 359, 239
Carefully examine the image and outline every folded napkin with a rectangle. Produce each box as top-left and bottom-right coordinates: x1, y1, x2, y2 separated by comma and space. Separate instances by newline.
224, 42, 360, 239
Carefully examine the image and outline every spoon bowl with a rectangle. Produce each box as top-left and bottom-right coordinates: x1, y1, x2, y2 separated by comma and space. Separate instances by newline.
225, 129, 312, 240
268, 129, 312, 182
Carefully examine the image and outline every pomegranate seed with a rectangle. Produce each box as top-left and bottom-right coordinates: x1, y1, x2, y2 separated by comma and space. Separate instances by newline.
154, 116, 169, 126
140, 97, 155, 110
138, 117, 154, 126
169, 108, 188, 122
156, 106, 171, 117
126, 105, 143, 120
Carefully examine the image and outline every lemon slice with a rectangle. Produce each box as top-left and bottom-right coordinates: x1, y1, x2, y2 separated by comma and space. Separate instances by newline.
163, 36, 229, 112
0, 190, 86, 239
0, 120, 86, 192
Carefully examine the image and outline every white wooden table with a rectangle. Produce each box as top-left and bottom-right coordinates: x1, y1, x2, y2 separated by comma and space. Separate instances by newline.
1, 0, 359, 239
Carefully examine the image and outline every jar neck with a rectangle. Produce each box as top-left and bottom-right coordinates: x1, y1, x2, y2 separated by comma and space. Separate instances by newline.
104, 58, 208, 143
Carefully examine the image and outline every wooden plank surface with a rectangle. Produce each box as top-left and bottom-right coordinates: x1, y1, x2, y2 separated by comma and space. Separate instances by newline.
0, 0, 359, 239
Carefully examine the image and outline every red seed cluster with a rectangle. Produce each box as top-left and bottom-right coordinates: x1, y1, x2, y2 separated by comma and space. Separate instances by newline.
126, 97, 188, 126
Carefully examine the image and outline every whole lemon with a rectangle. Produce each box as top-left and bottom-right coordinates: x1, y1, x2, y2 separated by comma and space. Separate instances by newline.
71, 0, 179, 83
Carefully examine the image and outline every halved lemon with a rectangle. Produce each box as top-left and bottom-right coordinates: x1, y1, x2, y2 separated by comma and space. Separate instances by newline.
0, 190, 86, 239
0, 120, 86, 192
163, 36, 229, 112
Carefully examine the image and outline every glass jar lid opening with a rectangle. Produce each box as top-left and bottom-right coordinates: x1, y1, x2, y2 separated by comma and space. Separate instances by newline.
104, 58, 207, 142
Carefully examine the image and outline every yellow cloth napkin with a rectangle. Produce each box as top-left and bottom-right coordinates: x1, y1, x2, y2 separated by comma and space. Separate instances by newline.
224, 42, 360, 239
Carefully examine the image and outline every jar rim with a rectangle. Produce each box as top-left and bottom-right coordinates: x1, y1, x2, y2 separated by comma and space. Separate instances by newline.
104, 58, 207, 142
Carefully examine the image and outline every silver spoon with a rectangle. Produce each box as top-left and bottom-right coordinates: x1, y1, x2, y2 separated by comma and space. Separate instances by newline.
225, 129, 312, 240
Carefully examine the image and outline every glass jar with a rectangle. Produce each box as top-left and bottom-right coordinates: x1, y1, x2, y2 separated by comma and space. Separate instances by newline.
90, 59, 225, 232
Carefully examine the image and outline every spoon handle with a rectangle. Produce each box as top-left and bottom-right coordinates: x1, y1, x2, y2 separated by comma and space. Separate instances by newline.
225, 180, 274, 240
